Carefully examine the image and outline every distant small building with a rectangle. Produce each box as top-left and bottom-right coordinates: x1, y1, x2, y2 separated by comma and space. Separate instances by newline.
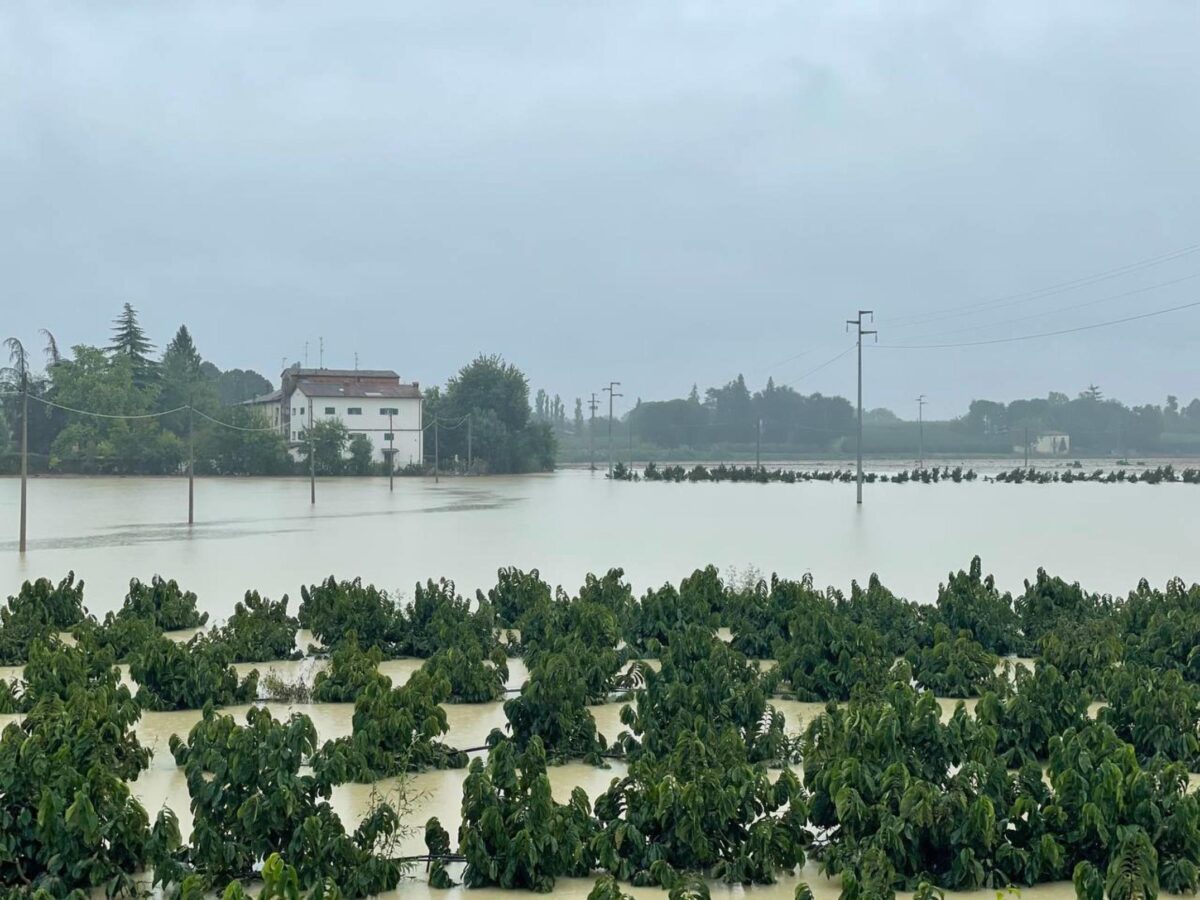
1013, 431, 1070, 456
243, 367, 423, 468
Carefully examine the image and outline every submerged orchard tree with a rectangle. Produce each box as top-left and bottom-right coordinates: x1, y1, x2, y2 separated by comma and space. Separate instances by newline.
455, 737, 596, 891
167, 707, 407, 896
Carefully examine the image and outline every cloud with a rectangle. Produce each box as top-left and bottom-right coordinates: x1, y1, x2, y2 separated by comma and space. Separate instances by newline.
2, 1, 1198, 412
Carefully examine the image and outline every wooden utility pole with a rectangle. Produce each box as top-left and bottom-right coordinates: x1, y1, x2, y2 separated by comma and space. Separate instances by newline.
187, 404, 195, 525
756, 418, 762, 470
18, 372, 27, 554
846, 310, 877, 505
587, 393, 599, 472
467, 414, 473, 472
309, 398, 316, 505
434, 417, 440, 484
603, 382, 622, 477
388, 411, 395, 492
628, 413, 633, 472
1024, 426, 1030, 468
915, 395, 926, 471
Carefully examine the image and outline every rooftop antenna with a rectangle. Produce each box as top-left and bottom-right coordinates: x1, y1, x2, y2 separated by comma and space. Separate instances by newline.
319, 337, 324, 369
354, 351, 359, 371
304, 341, 309, 367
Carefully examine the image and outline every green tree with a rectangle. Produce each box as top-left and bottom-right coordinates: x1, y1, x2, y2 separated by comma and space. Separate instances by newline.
107, 302, 157, 386
49, 346, 184, 474
348, 433, 373, 475
159, 325, 218, 433
303, 420, 349, 475
196, 406, 291, 475
432, 354, 554, 473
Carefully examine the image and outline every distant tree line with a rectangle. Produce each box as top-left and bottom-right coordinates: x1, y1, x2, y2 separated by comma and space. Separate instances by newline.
545, 376, 1200, 461
959, 385, 1200, 454
1, 305, 286, 476
2, 312, 555, 477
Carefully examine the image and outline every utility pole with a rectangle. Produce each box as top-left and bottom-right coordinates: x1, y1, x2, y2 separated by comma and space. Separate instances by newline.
603, 382, 622, 477
756, 418, 762, 470
309, 398, 316, 505
434, 417, 440, 484
467, 414, 473, 472
587, 393, 600, 472
319, 337, 324, 369
388, 411, 395, 492
1024, 426, 1030, 468
18, 368, 27, 555
846, 310, 877, 505
304, 341, 309, 368
187, 404, 195, 525
915, 395, 926, 471
628, 413, 633, 473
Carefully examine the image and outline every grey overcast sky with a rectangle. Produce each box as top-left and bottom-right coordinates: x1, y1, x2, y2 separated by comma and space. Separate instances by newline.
3, 2, 1199, 418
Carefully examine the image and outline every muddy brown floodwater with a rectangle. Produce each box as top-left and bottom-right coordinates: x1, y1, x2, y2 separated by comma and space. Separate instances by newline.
3, 469, 1198, 619
2, 469, 1194, 897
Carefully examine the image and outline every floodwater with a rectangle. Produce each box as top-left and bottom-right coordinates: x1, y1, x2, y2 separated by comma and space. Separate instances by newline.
2, 469, 1198, 620
0, 470, 1188, 899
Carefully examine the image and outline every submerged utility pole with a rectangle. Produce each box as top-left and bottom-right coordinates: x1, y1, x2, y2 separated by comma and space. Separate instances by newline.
388, 411, 395, 492
1024, 426, 1030, 468
309, 399, 316, 505
628, 413, 634, 472
587, 393, 600, 472
846, 310, 877, 505
187, 404, 195, 525
467, 414, 473, 472
603, 382, 622, 477
434, 417, 440, 484
756, 418, 762, 470
915, 395, 926, 471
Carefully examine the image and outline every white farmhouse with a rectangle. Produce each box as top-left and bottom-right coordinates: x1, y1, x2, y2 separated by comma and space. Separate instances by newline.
244, 367, 423, 469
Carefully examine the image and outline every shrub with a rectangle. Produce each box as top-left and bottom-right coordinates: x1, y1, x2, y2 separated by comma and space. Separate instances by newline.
909, 627, 998, 697
118, 576, 208, 630
213, 590, 301, 663
298, 577, 406, 655
167, 707, 407, 895
934, 556, 1025, 656
0, 572, 88, 664
310, 631, 386, 703
130, 634, 257, 710
0, 674, 171, 896
456, 737, 596, 891
496, 649, 608, 763
318, 671, 467, 781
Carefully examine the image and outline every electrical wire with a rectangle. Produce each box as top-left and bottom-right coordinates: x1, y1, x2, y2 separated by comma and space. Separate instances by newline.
884, 241, 1200, 330
876, 298, 1200, 350
26, 394, 188, 420
779, 345, 856, 389
191, 408, 278, 433
899, 270, 1200, 342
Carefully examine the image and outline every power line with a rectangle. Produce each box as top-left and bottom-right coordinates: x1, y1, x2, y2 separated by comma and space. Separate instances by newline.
778, 345, 856, 389
876, 297, 1200, 350
884, 241, 1200, 330
191, 408, 278, 433
899, 270, 1200, 342
27, 395, 188, 419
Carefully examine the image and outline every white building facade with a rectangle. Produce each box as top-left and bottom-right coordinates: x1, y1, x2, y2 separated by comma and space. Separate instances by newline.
246, 368, 423, 469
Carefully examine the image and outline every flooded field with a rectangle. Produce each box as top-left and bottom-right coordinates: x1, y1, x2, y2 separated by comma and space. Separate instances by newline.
1, 469, 1195, 897
2, 468, 1198, 621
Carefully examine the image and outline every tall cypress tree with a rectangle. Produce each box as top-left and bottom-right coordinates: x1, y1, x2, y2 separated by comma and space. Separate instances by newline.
107, 303, 156, 385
